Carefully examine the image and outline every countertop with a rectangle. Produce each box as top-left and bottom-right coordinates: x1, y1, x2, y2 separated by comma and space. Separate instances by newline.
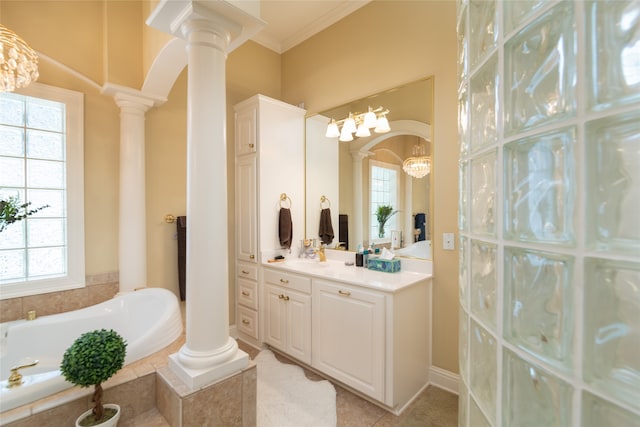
262, 258, 432, 293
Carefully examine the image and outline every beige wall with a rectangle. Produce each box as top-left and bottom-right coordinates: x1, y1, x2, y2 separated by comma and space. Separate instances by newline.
281, 1, 459, 373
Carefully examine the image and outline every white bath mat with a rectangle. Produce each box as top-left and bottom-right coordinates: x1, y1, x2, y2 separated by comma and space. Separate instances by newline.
256, 349, 337, 427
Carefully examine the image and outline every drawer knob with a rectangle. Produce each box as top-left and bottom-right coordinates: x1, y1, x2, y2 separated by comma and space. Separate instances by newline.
278, 294, 290, 301
338, 290, 351, 297
280, 278, 289, 284
242, 319, 250, 325
242, 291, 250, 297
241, 270, 250, 275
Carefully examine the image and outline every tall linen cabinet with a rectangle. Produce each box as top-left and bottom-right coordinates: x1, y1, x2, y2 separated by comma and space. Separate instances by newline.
234, 94, 306, 347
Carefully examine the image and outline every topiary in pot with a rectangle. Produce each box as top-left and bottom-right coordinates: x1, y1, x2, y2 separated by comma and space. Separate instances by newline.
60, 329, 127, 426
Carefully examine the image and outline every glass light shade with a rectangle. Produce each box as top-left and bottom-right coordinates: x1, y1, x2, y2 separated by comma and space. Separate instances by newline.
325, 119, 340, 138
339, 126, 354, 142
374, 114, 391, 133
355, 123, 371, 137
343, 114, 357, 134
403, 156, 431, 178
364, 107, 378, 128
0, 24, 39, 92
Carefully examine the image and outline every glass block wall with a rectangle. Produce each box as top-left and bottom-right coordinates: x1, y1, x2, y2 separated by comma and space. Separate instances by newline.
457, 1, 640, 426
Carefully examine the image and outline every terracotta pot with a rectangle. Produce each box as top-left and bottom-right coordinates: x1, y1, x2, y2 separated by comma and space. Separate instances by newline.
75, 404, 121, 427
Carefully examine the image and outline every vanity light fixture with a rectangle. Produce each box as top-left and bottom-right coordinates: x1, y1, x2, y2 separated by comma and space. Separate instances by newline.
402, 140, 431, 179
0, 24, 39, 92
325, 106, 391, 141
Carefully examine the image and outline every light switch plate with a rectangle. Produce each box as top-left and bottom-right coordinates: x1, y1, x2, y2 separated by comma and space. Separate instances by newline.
443, 232, 455, 250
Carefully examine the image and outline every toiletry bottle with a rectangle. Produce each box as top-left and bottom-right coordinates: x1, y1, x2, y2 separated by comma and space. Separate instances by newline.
363, 249, 369, 267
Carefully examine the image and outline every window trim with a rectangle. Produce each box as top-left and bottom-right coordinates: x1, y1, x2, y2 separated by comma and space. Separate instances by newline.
0, 83, 85, 299
369, 159, 400, 244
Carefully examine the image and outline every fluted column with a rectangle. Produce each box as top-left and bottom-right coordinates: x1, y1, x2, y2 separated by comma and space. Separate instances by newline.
112, 92, 154, 293
147, 0, 264, 389
352, 151, 368, 248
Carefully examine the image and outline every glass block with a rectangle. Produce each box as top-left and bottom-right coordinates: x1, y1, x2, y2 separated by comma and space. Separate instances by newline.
28, 189, 65, 218
470, 320, 497, 423
0, 125, 25, 156
584, 257, 640, 411
27, 159, 64, 189
0, 249, 26, 282
459, 159, 468, 231
28, 247, 65, 278
27, 219, 65, 247
582, 391, 640, 427
504, 127, 576, 245
586, 111, 640, 254
26, 97, 64, 132
470, 55, 498, 152
459, 235, 469, 309
0, 93, 26, 126
470, 150, 497, 236
470, 240, 497, 328
459, 381, 469, 427
504, 2, 576, 137
459, 85, 469, 156
503, 349, 573, 426
468, 0, 497, 70
469, 391, 492, 427
504, 247, 574, 371
504, 0, 550, 34
27, 129, 65, 161
0, 221, 25, 250
457, 5, 468, 82
460, 307, 469, 382
586, 0, 640, 111
0, 157, 25, 187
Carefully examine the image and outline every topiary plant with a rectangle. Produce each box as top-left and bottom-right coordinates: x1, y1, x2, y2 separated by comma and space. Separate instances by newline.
60, 329, 127, 425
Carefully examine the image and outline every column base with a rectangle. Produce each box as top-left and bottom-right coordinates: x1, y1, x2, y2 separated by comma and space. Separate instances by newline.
168, 348, 249, 390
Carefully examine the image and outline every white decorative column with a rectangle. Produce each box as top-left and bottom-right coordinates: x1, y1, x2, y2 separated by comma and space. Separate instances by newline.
351, 151, 368, 248
102, 84, 162, 294
147, 0, 264, 389
404, 175, 413, 246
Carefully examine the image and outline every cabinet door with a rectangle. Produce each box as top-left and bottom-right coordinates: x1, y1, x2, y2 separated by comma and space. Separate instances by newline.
286, 290, 311, 365
235, 106, 257, 155
312, 280, 386, 401
263, 284, 286, 351
235, 155, 257, 263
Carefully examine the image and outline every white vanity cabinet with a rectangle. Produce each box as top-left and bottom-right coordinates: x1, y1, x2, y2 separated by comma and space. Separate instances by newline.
233, 94, 306, 347
263, 268, 312, 365
312, 279, 386, 401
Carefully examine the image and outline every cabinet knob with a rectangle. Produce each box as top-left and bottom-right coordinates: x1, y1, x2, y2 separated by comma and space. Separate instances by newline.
241, 270, 249, 275
242, 319, 250, 325
242, 291, 250, 297
283, 295, 290, 301
249, 143, 255, 148
278, 294, 290, 301
249, 254, 255, 259
338, 290, 351, 297
279, 278, 289, 284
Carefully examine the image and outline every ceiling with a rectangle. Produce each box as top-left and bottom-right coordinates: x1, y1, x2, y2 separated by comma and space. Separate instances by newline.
251, 0, 370, 53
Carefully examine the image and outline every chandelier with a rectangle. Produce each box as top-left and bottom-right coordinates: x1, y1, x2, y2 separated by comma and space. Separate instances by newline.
325, 106, 390, 142
0, 24, 39, 93
402, 141, 431, 178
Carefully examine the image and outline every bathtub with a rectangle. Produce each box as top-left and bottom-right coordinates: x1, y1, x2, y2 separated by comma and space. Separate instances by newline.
0, 288, 183, 413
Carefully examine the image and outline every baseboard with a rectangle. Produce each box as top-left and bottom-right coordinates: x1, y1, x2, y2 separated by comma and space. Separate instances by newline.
429, 366, 459, 395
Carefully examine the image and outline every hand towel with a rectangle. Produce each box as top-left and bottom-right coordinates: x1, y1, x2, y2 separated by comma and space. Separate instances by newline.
318, 208, 334, 245
279, 207, 293, 249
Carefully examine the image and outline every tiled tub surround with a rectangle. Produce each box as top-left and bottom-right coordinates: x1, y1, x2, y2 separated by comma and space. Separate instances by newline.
458, 1, 640, 426
0, 272, 119, 323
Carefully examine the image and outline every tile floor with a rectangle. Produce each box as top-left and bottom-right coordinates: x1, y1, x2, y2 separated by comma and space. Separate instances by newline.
123, 339, 458, 427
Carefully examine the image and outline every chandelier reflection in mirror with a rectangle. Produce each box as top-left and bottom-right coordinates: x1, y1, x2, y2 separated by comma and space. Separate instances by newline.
325, 106, 390, 142
0, 24, 39, 93
403, 140, 431, 178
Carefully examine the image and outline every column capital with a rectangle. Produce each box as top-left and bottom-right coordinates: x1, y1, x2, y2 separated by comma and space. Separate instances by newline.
146, 0, 265, 53
350, 150, 370, 161
102, 83, 166, 112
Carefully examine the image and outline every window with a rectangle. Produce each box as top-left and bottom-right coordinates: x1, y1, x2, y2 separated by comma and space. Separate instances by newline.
369, 160, 400, 242
0, 83, 84, 298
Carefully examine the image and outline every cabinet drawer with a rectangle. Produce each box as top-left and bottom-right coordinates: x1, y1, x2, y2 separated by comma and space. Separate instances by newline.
237, 262, 258, 281
237, 277, 258, 310
264, 268, 311, 294
237, 306, 258, 340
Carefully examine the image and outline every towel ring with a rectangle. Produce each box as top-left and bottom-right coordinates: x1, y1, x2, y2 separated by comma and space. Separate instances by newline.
279, 193, 292, 209
320, 195, 331, 209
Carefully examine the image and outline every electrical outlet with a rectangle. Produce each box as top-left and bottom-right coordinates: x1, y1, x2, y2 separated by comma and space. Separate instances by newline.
443, 232, 455, 250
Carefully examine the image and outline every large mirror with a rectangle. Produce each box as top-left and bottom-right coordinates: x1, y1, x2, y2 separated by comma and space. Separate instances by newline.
305, 77, 433, 260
